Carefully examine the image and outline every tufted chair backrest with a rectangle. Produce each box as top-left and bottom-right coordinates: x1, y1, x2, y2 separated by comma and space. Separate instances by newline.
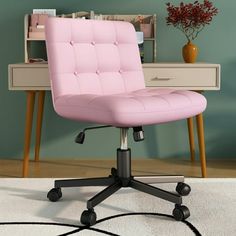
45, 18, 145, 101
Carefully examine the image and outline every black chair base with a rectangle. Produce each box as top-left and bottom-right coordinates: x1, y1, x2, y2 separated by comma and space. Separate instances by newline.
47, 149, 191, 226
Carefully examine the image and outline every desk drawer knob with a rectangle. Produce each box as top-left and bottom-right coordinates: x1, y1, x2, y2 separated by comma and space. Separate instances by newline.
151, 77, 174, 81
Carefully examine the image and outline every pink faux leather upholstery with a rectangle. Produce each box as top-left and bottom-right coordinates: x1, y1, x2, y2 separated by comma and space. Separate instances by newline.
45, 18, 206, 127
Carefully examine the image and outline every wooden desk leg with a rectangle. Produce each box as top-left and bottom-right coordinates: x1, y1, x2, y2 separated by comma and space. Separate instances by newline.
187, 117, 195, 162
34, 90, 45, 162
23, 91, 36, 177
196, 113, 207, 178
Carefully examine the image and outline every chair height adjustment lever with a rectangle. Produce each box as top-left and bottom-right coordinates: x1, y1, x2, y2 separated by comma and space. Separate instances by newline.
133, 126, 144, 142
75, 125, 111, 144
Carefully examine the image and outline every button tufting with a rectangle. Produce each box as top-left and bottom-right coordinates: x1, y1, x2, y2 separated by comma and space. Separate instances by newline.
119, 69, 123, 73
70, 41, 74, 46
96, 70, 100, 74
114, 41, 118, 45
91, 41, 96, 45
74, 71, 78, 76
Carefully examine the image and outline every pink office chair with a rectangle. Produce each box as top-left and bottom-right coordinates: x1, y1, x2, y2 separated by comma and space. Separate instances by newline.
45, 18, 206, 226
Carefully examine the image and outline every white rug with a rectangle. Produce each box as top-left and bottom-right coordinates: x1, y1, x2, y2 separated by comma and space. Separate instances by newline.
0, 178, 235, 236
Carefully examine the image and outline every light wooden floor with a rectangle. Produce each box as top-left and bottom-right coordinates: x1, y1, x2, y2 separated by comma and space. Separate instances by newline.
0, 159, 236, 178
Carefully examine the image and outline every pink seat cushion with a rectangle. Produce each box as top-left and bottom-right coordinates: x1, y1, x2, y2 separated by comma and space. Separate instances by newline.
54, 88, 206, 127
45, 18, 207, 127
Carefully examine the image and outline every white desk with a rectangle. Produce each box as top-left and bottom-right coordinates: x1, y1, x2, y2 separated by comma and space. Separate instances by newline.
9, 63, 220, 91
8, 63, 221, 177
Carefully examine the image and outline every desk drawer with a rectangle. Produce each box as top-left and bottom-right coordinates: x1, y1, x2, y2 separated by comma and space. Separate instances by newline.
143, 66, 220, 90
9, 65, 50, 90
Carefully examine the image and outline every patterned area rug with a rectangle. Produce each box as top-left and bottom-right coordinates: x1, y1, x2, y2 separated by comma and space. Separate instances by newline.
0, 178, 235, 236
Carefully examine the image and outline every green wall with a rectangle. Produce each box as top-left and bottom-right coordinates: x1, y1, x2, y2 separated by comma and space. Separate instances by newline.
0, 0, 235, 160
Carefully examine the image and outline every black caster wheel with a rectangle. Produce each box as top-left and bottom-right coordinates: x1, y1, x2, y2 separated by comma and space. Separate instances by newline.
47, 188, 62, 202
176, 182, 191, 196
80, 209, 97, 226
172, 205, 190, 221
111, 168, 117, 177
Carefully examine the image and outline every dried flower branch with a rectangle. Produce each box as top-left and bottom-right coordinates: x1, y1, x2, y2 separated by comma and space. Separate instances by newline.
166, 0, 218, 42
